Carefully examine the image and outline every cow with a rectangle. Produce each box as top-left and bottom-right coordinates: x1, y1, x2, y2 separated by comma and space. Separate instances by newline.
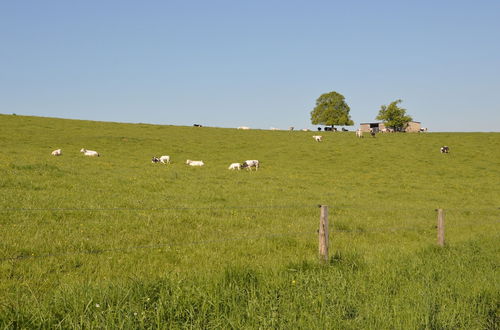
51, 149, 62, 156
228, 163, 242, 170
159, 155, 170, 164
80, 148, 99, 156
242, 160, 259, 171
312, 135, 323, 142
440, 146, 449, 153
356, 129, 363, 138
186, 160, 204, 166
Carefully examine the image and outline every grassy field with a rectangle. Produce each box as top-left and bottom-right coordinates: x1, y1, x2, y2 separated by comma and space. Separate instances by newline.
0, 114, 499, 328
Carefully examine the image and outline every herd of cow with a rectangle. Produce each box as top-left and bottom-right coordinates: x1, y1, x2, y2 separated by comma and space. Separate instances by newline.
49, 133, 449, 170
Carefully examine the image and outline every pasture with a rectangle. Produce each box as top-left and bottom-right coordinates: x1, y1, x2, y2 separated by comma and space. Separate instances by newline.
0, 114, 499, 328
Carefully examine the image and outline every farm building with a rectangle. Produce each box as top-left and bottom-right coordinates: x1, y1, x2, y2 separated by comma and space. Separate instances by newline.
359, 121, 421, 133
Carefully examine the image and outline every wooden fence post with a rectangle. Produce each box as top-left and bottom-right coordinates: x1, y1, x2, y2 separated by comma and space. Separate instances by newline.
319, 205, 329, 262
437, 208, 445, 247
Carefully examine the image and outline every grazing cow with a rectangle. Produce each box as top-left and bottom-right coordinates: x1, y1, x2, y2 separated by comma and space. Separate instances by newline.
420, 128, 428, 132
342, 128, 348, 132
80, 148, 99, 157
159, 155, 170, 164
193, 124, 203, 127
289, 126, 295, 131
369, 128, 376, 137
440, 146, 449, 153
51, 149, 62, 156
312, 135, 323, 142
270, 127, 280, 131
228, 163, 242, 170
302, 128, 310, 131
317, 127, 322, 131
151, 157, 160, 163
186, 159, 204, 166
356, 129, 363, 138
242, 160, 259, 171
237, 126, 250, 130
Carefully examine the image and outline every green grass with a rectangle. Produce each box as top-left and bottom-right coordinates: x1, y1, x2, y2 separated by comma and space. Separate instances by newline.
0, 114, 499, 328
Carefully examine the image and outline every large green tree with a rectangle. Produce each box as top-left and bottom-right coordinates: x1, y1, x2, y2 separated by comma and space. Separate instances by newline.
376, 99, 413, 132
310, 91, 354, 127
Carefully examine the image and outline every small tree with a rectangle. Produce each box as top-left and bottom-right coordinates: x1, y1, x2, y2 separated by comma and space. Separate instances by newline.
310, 91, 354, 128
376, 99, 413, 132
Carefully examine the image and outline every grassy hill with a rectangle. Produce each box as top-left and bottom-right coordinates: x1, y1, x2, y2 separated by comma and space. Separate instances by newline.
0, 114, 498, 328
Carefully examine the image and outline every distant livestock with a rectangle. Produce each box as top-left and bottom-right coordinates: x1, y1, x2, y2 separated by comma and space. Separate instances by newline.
159, 155, 170, 164
80, 148, 99, 157
51, 149, 62, 156
242, 160, 259, 171
186, 160, 204, 166
342, 128, 348, 132
302, 128, 310, 132
356, 129, 363, 138
420, 128, 428, 132
193, 124, 203, 127
312, 135, 323, 142
237, 126, 250, 130
370, 129, 376, 137
152, 156, 170, 164
440, 146, 450, 153
228, 163, 242, 170
289, 127, 295, 131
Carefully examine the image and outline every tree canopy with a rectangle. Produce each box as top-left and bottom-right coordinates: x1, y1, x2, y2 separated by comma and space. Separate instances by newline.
310, 91, 354, 127
376, 99, 413, 132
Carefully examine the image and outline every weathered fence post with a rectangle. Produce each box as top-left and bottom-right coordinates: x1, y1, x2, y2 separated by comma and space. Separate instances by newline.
437, 208, 445, 247
319, 205, 329, 262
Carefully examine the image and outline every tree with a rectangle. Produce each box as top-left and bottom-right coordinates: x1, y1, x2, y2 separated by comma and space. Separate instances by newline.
310, 91, 354, 127
376, 99, 413, 132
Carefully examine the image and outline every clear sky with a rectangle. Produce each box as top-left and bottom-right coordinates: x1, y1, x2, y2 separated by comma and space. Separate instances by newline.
1, 0, 499, 131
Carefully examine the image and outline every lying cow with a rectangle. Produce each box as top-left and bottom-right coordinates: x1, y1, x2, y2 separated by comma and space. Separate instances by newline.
80, 148, 99, 157
51, 149, 62, 156
440, 146, 450, 153
186, 159, 204, 166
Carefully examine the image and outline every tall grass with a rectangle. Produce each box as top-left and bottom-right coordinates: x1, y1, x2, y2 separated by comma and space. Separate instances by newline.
0, 114, 498, 328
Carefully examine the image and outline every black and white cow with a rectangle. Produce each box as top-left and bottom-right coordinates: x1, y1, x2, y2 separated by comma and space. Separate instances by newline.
440, 146, 450, 153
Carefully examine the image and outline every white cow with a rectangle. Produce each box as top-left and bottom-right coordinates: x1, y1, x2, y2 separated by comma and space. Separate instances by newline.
228, 163, 242, 170
312, 135, 323, 142
159, 155, 170, 164
356, 129, 363, 138
237, 126, 250, 130
242, 160, 259, 171
80, 148, 99, 157
186, 160, 204, 166
51, 149, 62, 156
301, 128, 310, 132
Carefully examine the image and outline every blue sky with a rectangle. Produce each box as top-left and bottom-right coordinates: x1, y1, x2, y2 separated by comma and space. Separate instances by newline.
1, 0, 499, 131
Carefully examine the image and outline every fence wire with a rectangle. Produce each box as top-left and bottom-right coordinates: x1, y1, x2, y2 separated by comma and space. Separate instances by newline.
0, 230, 316, 262
0, 204, 498, 263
